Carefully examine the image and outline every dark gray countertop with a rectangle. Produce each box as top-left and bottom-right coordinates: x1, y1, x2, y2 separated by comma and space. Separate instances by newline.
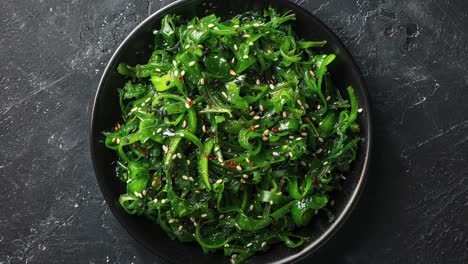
1, 0, 467, 263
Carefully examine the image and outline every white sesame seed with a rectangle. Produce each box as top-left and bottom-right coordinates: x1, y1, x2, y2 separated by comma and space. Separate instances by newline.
131, 107, 138, 112
256, 79, 261, 85
249, 111, 256, 116
243, 34, 251, 38
289, 151, 293, 158
248, 42, 254, 46
282, 111, 287, 118
201, 213, 207, 218
267, 49, 272, 54
155, 68, 161, 72
231, 254, 238, 259
269, 200, 274, 205
112, 138, 116, 143
168, 218, 175, 224
188, 176, 194, 182
208, 23, 215, 28
145, 97, 152, 103
197, 44, 204, 49
253, 115, 261, 120
254, 124, 260, 128
358, 108, 363, 113
317, 104, 321, 110
187, 25, 194, 29
319, 121, 323, 126
172, 154, 177, 160
310, 70, 315, 77
182, 175, 189, 180
229, 69, 236, 76
261, 242, 267, 247
247, 242, 253, 247
233, 24, 239, 28
162, 145, 169, 153
263, 129, 270, 135
243, 55, 249, 59
341, 175, 347, 180
142, 190, 147, 195
222, 91, 228, 98
253, 23, 260, 27
305, 103, 310, 109
301, 161, 307, 166
249, 204, 254, 211
301, 132, 308, 136
296, 137, 302, 141
189, 61, 196, 67
178, 225, 183, 231
190, 217, 195, 222
323, 161, 329, 165
216, 179, 223, 184
185, 44, 190, 49
161, 199, 166, 203
316, 148, 323, 154
177, 153, 182, 159
134, 191, 142, 198
181, 70, 186, 76
276, 192, 282, 196
318, 137, 324, 143
297, 99, 303, 106
182, 120, 187, 128
236, 165, 242, 171
243, 174, 249, 179
116, 138, 120, 144
233, 44, 238, 51
219, 214, 225, 219
193, 222, 197, 227
272, 152, 279, 156
326, 95, 331, 101
153, 198, 158, 203
153, 30, 159, 35
257, 215, 263, 219
200, 78, 205, 85
224, 243, 229, 247
269, 84, 275, 89
186, 160, 191, 165
173, 60, 177, 66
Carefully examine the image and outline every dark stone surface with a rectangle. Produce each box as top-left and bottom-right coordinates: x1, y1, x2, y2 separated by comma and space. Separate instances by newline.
0, 0, 466, 263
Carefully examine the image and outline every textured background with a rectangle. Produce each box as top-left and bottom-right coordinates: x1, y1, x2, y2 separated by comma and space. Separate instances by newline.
1, 0, 467, 263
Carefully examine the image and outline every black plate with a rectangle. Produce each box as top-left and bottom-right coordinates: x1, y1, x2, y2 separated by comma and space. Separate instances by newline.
90, 0, 372, 263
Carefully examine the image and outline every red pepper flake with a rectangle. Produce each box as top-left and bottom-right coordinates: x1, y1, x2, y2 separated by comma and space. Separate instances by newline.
210, 132, 216, 138
250, 125, 255, 131
178, 76, 184, 83
272, 127, 279, 133
140, 147, 147, 153
229, 162, 236, 169
207, 154, 214, 160
186, 100, 194, 107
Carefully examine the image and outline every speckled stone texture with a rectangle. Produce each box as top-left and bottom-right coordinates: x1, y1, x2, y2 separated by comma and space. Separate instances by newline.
0, 0, 467, 263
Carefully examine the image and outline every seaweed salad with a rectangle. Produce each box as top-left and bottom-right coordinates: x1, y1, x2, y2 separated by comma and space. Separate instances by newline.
104, 7, 361, 263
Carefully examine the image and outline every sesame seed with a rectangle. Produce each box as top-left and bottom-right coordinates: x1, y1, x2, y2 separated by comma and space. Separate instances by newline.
116, 138, 121, 144
301, 132, 308, 136
181, 70, 186, 76
153, 198, 158, 203
224, 243, 229, 247
200, 78, 205, 85
242, 174, 249, 179
272, 152, 279, 157
161, 199, 166, 203
153, 30, 158, 35
152, 180, 157, 187
256, 79, 261, 85
289, 152, 293, 158
259, 105, 265, 111
197, 44, 204, 49
318, 121, 323, 126
253, 23, 260, 27
216, 179, 223, 184
222, 91, 228, 98
289, 135, 295, 139
168, 218, 175, 224
172, 154, 177, 160
178, 225, 183, 231
243, 55, 249, 59
187, 25, 194, 29
316, 148, 323, 154
182, 175, 189, 181
358, 108, 363, 113
243, 34, 251, 38
249, 204, 254, 211
231, 57, 236, 64
318, 137, 324, 143
231, 254, 238, 259
145, 97, 152, 103
142, 190, 147, 195
162, 145, 169, 153
317, 104, 321, 110
189, 61, 196, 67
315, 209, 319, 215
186, 160, 191, 165
201, 213, 207, 218
249, 111, 256, 116
257, 215, 263, 219
254, 124, 260, 128
301, 161, 307, 166
190, 217, 195, 222
341, 175, 347, 180
247, 242, 253, 247
229, 69, 237, 76
267, 49, 272, 54
304, 103, 310, 109
296, 137, 302, 141
326, 95, 331, 101
134, 191, 142, 198
188, 176, 194, 182
323, 161, 329, 165
208, 23, 215, 28
214, 146, 220, 152
184, 44, 190, 49
245, 157, 251, 163
261, 242, 267, 247
111, 137, 116, 143
131, 107, 138, 112
277, 192, 283, 196
182, 120, 187, 128
262, 137, 269, 142
194, 190, 201, 194
177, 153, 182, 159
297, 99, 303, 106
248, 42, 254, 46
219, 214, 225, 219
253, 115, 261, 120
202, 125, 207, 133
269, 84, 275, 89
233, 24, 240, 28
233, 44, 238, 51
269, 200, 274, 205
193, 222, 197, 227
155, 68, 161, 72
310, 70, 315, 77
263, 129, 270, 135
282, 111, 287, 118
236, 165, 242, 171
